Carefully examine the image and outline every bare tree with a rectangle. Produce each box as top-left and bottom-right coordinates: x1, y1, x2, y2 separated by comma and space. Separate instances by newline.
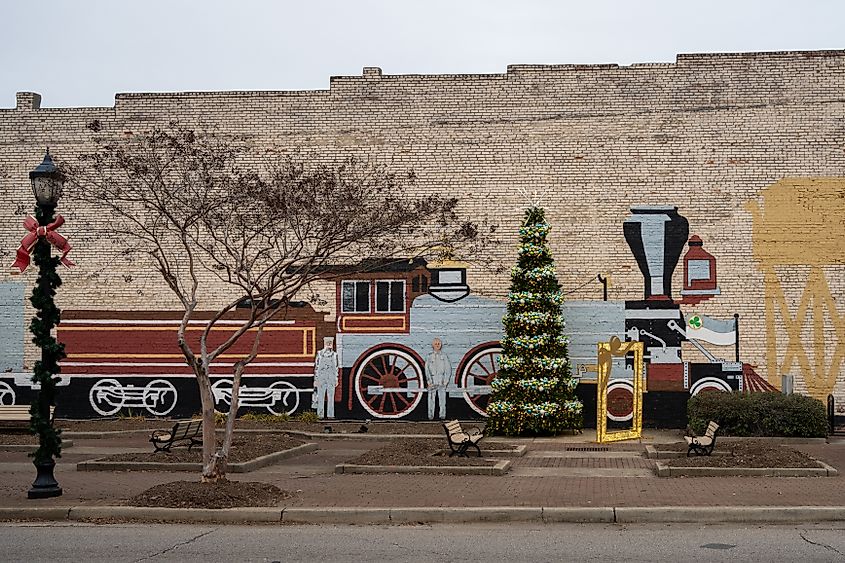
64, 124, 477, 481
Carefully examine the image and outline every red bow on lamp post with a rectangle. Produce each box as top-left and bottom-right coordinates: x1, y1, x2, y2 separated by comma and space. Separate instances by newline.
10, 215, 75, 275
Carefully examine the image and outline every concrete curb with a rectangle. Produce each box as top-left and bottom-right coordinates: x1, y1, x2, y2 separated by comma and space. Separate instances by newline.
655, 460, 838, 477
433, 445, 527, 458
76, 443, 318, 473
272, 429, 442, 440
0, 439, 73, 452
645, 445, 730, 460
615, 506, 845, 523
335, 459, 512, 476
63, 430, 157, 439
3, 505, 845, 524
68, 505, 282, 522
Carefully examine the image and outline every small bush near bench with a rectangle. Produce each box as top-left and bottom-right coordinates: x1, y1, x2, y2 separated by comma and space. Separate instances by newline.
688, 392, 827, 437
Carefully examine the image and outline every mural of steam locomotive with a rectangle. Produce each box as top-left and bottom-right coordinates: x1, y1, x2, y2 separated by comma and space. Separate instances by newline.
0, 206, 773, 425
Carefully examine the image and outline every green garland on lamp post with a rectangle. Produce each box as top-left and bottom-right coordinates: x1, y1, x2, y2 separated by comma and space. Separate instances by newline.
16, 149, 73, 499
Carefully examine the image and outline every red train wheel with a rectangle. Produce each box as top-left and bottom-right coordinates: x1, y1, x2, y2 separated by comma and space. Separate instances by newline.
354, 347, 423, 419
460, 345, 501, 416
606, 380, 634, 422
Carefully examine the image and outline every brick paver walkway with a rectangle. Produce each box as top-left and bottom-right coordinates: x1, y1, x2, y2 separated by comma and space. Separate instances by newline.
1, 431, 843, 509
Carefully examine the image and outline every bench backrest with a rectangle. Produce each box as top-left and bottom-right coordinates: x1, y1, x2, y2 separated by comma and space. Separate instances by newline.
705, 421, 719, 438
0, 405, 55, 421
171, 419, 203, 440
444, 420, 463, 437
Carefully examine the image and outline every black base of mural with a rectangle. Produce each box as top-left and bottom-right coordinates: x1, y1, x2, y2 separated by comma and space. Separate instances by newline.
0, 375, 695, 430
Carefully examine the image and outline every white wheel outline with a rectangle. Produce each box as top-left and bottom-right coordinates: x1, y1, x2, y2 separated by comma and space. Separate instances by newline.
689, 376, 732, 397
143, 379, 178, 416
460, 345, 502, 417
606, 379, 635, 422
0, 381, 15, 405
354, 347, 424, 419
89, 378, 124, 416
267, 381, 300, 415
211, 379, 234, 413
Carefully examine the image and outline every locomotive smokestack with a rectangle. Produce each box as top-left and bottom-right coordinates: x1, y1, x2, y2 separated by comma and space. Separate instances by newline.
623, 206, 689, 300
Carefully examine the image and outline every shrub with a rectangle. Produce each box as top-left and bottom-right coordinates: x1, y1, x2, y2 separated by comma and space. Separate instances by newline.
295, 411, 321, 424
687, 391, 827, 437
240, 412, 290, 423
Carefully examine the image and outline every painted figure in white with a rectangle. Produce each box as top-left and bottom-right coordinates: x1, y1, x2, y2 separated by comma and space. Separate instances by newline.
314, 337, 339, 419
426, 337, 452, 420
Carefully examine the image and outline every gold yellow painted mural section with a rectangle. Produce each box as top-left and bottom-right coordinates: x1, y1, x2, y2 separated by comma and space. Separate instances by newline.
747, 178, 845, 400
596, 338, 643, 443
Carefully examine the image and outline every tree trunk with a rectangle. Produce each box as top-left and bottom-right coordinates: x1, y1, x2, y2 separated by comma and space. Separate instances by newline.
216, 365, 244, 475
197, 366, 222, 482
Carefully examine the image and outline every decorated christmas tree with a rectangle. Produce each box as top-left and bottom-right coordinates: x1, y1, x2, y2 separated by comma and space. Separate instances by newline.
486, 206, 582, 436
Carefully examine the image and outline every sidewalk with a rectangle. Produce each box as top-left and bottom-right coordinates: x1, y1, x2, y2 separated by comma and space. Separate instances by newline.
1, 429, 844, 524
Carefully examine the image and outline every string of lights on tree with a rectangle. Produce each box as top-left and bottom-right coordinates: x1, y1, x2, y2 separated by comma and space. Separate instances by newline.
486, 206, 582, 436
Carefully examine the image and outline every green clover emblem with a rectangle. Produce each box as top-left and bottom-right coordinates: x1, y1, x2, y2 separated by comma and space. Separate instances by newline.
688, 315, 702, 329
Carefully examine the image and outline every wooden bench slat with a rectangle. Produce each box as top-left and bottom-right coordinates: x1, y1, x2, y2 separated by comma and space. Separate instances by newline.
0, 405, 55, 426
442, 420, 484, 458
150, 419, 203, 453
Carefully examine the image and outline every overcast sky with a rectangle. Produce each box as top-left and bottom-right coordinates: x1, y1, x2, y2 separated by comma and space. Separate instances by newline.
1, 0, 843, 108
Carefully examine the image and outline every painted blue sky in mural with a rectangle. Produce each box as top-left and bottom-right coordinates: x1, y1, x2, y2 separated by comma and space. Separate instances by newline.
1, 0, 843, 107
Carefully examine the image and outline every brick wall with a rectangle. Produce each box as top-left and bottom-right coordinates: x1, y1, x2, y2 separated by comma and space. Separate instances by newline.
1, 49, 844, 419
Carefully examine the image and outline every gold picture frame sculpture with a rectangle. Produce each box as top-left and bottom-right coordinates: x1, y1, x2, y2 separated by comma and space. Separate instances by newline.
596, 337, 644, 443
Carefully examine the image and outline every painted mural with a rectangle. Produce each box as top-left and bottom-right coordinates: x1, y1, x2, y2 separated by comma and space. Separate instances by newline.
0, 206, 773, 425
747, 178, 845, 403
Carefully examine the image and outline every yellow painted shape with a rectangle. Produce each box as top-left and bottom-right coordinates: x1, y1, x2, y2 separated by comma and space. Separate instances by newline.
596, 338, 644, 444
750, 177, 845, 400
746, 178, 845, 266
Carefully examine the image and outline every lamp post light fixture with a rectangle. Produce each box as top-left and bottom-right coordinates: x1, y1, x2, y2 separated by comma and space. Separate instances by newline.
30, 149, 64, 206
26, 148, 66, 499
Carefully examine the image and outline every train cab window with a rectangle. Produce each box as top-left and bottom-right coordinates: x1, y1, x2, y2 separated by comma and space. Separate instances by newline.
375, 280, 405, 312
341, 281, 370, 313
411, 274, 428, 293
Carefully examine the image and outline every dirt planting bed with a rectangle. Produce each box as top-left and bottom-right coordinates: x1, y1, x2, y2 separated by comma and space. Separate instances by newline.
349, 438, 498, 467
667, 440, 822, 468
59, 419, 162, 432
236, 420, 466, 435
59, 417, 475, 436
100, 435, 304, 464
0, 433, 37, 445
129, 480, 292, 509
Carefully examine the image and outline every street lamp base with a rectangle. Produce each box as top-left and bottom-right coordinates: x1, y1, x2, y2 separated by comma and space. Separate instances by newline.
28, 459, 62, 499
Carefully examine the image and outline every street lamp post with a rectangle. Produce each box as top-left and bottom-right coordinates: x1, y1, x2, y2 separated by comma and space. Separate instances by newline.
25, 149, 67, 499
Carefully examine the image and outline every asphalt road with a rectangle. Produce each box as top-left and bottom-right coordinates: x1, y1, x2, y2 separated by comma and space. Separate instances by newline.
3, 521, 845, 562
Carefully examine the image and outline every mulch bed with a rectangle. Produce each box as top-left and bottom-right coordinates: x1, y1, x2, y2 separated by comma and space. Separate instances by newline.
237, 420, 463, 434
100, 435, 304, 464
58, 419, 161, 432
667, 440, 822, 468
0, 433, 37, 445
58, 418, 478, 435
348, 438, 497, 467
129, 480, 292, 509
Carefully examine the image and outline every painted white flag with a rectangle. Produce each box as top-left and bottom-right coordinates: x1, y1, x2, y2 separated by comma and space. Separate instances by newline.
686, 314, 736, 346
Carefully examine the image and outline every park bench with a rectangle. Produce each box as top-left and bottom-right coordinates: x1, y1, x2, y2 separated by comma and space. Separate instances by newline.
149, 419, 203, 453
0, 405, 54, 430
685, 421, 720, 456
443, 420, 484, 457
